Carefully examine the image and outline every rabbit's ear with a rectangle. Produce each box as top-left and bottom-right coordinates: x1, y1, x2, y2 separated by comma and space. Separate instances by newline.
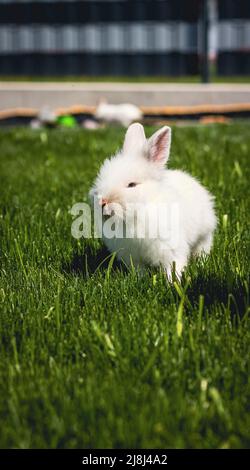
123, 123, 146, 154
147, 126, 171, 165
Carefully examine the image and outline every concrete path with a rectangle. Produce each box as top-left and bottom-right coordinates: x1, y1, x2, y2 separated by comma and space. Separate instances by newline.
0, 82, 249, 111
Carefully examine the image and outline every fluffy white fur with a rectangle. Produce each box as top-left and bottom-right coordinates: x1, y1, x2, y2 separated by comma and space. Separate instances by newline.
89, 123, 217, 278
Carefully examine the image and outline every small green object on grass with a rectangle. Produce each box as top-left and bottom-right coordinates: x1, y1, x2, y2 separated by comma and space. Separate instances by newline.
57, 114, 77, 128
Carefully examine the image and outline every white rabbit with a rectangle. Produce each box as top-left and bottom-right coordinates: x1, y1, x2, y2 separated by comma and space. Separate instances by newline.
89, 123, 217, 278
95, 100, 142, 127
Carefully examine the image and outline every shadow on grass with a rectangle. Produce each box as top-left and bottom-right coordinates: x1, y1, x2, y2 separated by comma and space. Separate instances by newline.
62, 244, 126, 278
62, 247, 248, 318
187, 273, 248, 318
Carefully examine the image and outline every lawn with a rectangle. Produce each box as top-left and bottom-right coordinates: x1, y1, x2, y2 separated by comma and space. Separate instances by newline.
0, 75, 250, 83
0, 123, 249, 449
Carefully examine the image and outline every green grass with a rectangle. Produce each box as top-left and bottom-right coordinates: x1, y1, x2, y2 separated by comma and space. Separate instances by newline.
1, 75, 250, 83
0, 123, 249, 449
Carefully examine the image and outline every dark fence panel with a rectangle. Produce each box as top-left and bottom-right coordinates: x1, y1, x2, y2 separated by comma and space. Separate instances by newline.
0, 0, 200, 76
218, 0, 250, 20
218, 52, 250, 76
0, 1, 201, 24
0, 53, 199, 76
217, 0, 250, 76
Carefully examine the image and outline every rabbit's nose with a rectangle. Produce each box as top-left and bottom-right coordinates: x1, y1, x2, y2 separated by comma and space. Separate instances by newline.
99, 198, 108, 208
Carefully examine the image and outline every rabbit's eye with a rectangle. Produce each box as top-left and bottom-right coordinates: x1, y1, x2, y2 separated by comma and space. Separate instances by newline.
127, 182, 137, 188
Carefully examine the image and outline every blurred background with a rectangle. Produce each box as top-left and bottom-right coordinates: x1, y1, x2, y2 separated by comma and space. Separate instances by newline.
0, 0, 249, 126
0, 0, 249, 79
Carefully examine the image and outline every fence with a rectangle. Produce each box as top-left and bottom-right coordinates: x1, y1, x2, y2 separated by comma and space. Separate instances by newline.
217, 0, 250, 75
0, 0, 200, 76
0, 0, 249, 77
